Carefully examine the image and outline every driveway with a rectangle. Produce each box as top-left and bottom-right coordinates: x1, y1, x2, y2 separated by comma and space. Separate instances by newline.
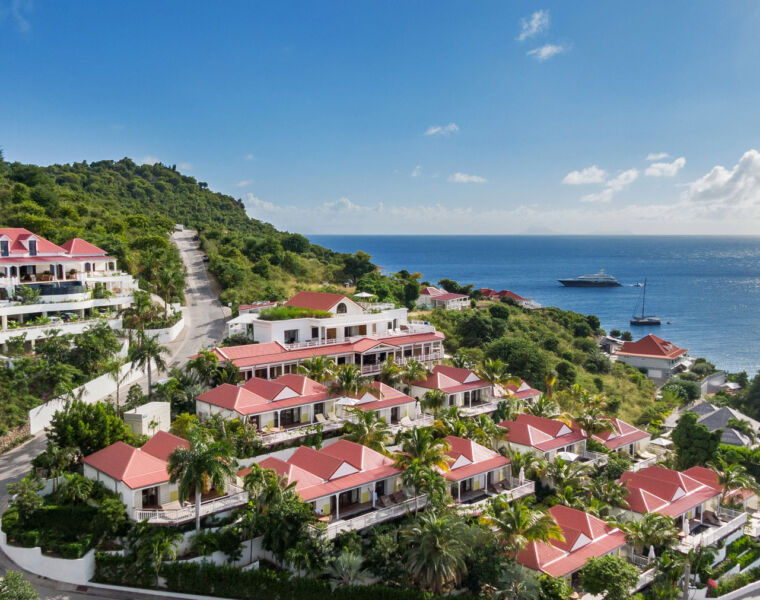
0, 228, 227, 598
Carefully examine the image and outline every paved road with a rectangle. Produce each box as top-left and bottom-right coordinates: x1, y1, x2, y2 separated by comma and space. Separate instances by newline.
0, 228, 227, 598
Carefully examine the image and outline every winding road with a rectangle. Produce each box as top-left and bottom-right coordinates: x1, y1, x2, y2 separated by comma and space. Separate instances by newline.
0, 228, 227, 598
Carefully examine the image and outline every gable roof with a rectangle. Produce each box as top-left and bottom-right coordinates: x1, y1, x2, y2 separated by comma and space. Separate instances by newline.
0, 228, 66, 254
413, 365, 489, 393
517, 505, 627, 577
352, 382, 416, 411
684, 466, 757, 505
140, 431, 190, 461
59, 238, 108, 256
83, 441, 170, 490
284, 291, 355, 312
618, 334, 687, 359
246, 440, 399, 502
419, 286, 469, 301
620, 465, 720, 517
694, 406, 760, 447
442, 436, 509, 481
497, 380, 541, 400
499, 414, 586, 452
592, 417, 651, 451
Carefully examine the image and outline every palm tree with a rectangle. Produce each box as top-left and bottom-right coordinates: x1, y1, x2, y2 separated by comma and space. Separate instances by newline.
545, 457, 592, 492
433, 407, 469, 439
402, 461, 449, 512
574, 407, 614, 437
421, 389, 447, 416
395, 427, 452, 472
451, 350, 476, 369
212, 360, 241, 385
128, 331, 169, 399
343, 407, 391, 454
589, 478, 627, 508
167, 430, 237, 532
400, 510, 473, 595
523, 394, 559, 418
103, 357, 127, 416
481, 496, 564, 556
186, 349, 219, 387
476, 358, 520, 391
378, 357, 402, 388
135, 526, 182, 586
401, 359, 429, 391
493, 397, 521, 422
324, 550, 371, 589
613, 513, 679, 555
38, 444, 81, 490
155, 267, 184, 320
467, 414, 506, 449
243, 463, 297, 515
298, 356, 337, 384
129, 290, 154, 331
501, 447, 546, 480
329, 364, 375, 397
708, 457, 759, 506
544, 373, 557, 398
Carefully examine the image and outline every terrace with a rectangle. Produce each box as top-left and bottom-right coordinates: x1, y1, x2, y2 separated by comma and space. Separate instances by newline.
134, 483, 249, 525
322, 495, 427, 538
677, 507, 748, 552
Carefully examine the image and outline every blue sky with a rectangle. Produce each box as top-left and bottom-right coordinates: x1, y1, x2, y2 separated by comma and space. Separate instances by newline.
3, 1, 760, 234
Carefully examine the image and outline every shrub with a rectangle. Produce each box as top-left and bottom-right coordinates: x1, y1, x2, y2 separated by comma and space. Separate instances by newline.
60, 542, 86, 559
20, 530, 40, 548
488, 304, 510, 321
259, 306, 331, 320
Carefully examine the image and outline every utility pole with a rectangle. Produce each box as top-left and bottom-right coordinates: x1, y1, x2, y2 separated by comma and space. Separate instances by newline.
681, 561, 691, 599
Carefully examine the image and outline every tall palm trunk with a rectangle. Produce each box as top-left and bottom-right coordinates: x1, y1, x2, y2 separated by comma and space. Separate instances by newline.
147, 361, 153, 399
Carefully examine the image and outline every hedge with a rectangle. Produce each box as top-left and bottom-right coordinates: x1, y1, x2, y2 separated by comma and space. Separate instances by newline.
710, 566, 760, 597
161, 562, 437, 600
94, 553, 154, 588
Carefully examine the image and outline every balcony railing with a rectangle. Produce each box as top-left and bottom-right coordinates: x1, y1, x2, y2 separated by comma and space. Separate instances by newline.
629, 553, 653, 568
360, 353, 443, 375
323, 496, 426, 538
582, 450, 609, 466
134, 485, 248, 524
677, 511, 748, 551
459, 400, 500, 417
259, 418, 345, 446
457, 481, 536, 516
631, 455, 658, 472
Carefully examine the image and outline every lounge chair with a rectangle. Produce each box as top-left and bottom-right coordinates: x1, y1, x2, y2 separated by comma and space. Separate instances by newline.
377, 495, 392, 508
399, 416, 414, 428
391, 491, 407, 503
315, 414, 327, 424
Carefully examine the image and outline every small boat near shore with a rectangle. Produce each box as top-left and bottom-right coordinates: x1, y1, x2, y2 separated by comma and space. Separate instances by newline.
630, 278, 661, 326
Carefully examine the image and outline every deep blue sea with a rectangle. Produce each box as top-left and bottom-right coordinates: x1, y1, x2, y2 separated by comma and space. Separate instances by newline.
308, 236, 760, 375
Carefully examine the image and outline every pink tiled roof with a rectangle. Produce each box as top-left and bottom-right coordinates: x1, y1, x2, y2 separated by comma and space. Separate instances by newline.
618, 334, 687, 359
209, 332, 444, 369
0, 228, 66, 254
517, 505, 627, 577
620, 466, 720, 517
592, 417, 650, 451
140, 431, 190, 461
443, 435, 509, 482
684, 466, 757, 505
355, 382, 416, 411
497, 380, 541, 400
499, 414, 586, 452
83, 441, 170, 490
413, 365, 489, 394
245, 440, 400, 502
419, 286, 469, 301
60, 238, 107, 256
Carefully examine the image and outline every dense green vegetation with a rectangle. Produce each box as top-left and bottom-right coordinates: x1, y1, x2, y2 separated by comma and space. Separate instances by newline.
425, 302, 656, 423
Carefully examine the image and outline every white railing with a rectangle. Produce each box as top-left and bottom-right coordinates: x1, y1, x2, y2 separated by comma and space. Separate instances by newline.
583, 450, 609, 466
388, 415, 434, 434
1, 315, 119, 333
678, 512, 748, 551
134, 485, 248, 524
358, 302, 397, 311
719, 506, 745, 522
323, 496, 426, 538
457, 481, 536, 515
631, 456, 658, 472
629, 553, 652, 568
259, 419, 345, 446
460, 400, 500, 417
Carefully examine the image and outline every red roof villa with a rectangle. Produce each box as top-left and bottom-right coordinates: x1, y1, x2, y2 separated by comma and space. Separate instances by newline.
409, 365, 496, 416
614, 334, 692, 381
334, 381, 419, 425
592, 417, 651, 456
416, 286, 470, 311
517, 505, 627, 582
498, 414, 589, 461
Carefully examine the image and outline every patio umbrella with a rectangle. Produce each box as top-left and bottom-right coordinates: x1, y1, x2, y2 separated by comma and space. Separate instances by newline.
518, 467, 525, 484
682, 517, 690, 536
648, 545, 656, 560
557, 451, 579, 462
353, 291, 374, 298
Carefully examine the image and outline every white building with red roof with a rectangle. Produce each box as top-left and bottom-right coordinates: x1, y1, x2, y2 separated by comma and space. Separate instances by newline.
496, 380, 542, 404
498, 414, 589, 462
442, 436, 520, 502
196, 374, 337, 433
409, 365, 495, 416
238, 439, 404, 524
83, 431, 245, 524
0, 228, 137, 347
617, 465, 748, 548
615, 334, 692, 380
334, 381, 418, 425
517, 505, 627, 582
478, 288, 541, 309
592, 417, 651, 456
416, 286, 470, 311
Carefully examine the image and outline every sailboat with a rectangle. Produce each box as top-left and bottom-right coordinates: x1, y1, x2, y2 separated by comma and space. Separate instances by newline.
630, 278, 661, 326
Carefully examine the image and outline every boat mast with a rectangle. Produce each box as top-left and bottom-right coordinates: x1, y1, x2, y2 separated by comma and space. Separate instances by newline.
641, 278, 647, 317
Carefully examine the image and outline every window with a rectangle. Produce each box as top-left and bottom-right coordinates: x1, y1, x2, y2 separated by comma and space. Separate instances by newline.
28, 240, 37, 256
284, 329, 299, 344
0, 241, 8, 257
311, 327, 319, 339
336, 302, 347, 314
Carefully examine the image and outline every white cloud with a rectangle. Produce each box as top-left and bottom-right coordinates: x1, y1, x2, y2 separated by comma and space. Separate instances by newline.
517, 10, 549, 41
411, 165, 422, 177
684, 149, 760, 212
140, 156, 160, 165
448, 172, 487, 183
236, 179, 253, 188
424, 123, 459, 136
562, 165, 606, 185
645, 156, 686, 177
581, 168, 639, 203
244, 153, 255, 160
527, 44, 566, 61
646, 152, 670, 161
0, 0, 32, 32
177, 162, 193, 171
